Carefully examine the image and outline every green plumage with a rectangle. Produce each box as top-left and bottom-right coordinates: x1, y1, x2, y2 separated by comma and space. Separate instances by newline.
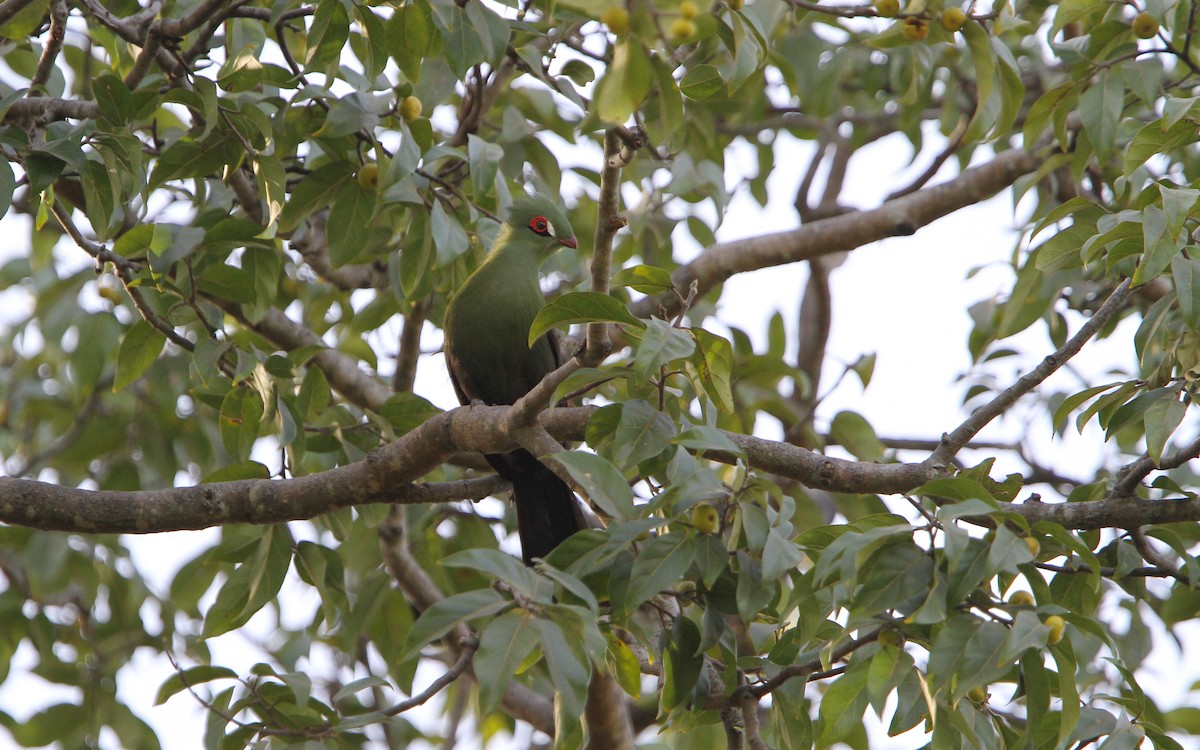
443, 196, 583, 564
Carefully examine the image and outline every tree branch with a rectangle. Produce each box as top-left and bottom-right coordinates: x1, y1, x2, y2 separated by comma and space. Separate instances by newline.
931, 279, 1132, 465
632, 148, 1042, 319
584, 671, 634, 750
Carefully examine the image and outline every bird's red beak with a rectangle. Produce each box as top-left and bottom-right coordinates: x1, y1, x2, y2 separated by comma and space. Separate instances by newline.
558, 236, 578, 249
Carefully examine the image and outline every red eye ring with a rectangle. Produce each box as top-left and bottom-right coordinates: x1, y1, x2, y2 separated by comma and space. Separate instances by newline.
529, 216, 550, 236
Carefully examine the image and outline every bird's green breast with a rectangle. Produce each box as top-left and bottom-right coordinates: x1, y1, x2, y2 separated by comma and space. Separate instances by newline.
444, 261, 558, 406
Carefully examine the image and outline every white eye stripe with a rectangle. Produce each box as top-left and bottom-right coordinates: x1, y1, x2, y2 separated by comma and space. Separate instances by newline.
545, 220, 555, 236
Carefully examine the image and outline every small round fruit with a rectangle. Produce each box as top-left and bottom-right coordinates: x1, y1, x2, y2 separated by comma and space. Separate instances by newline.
1044, 615, 1066, 644
726, 0, 744, 8
1008, 590, 1036, 607
1132, 11, 1159, 39
690, 503, 720, 534
877, 630, 904, 649
940, 7, 967, 32
671, 16, 697, 41
1024, 536, 1041, 557
967, 686, 988, 703
901, 17, 928, 41
601, 6, 630, 35
356, 162, 379, 190
679, 0, 698, 19
875, 0, 900, 17
399, 95, 423, 122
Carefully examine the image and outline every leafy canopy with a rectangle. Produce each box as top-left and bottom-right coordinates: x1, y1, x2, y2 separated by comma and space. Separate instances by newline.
1, 0, 1200, 748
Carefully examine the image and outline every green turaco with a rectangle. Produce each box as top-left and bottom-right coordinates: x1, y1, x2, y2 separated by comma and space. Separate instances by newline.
443, 195, 585, 564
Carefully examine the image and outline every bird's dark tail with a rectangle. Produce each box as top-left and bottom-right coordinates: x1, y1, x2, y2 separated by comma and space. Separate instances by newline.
485, 449, 582, 565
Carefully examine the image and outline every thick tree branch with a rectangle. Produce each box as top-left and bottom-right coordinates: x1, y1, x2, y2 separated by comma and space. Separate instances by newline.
584, 672, 634, 750
632, 148, 1042, 319
3, 399, 1200, 535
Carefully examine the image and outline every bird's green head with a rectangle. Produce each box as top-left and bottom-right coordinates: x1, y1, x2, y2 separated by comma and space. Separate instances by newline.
504, 195, 578, 253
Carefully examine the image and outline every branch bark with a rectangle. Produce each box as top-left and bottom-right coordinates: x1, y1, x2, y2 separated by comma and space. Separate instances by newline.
632, 148, 1042, 319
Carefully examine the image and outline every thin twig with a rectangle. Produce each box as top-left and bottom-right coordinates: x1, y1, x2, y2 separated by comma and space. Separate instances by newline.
29, 0, 68, 95
1114, 431, 1200, 496
382, 638, 479, 716
930, 280, 1132, 466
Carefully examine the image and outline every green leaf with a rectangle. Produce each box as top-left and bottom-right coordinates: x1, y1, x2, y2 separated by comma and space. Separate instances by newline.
388, 2, 434, 82
679, 64, 724, 99
688, 329, 735, 412
661, 616, 703, 711
475, 611, 538, 713
431, 200, 470, 264
149, 135, 243, 190
380, 392, 441, 434
305, 0, 350, 70
1134, 204, 1179, 286
155, 666, 239, 705
626, 533, 696, 609
402, 589, 508, 660
0, 0, 46, 36
327, 180, 377, 266
1172, 251, 1200, 329
606, 636, 642, 697
197, 264, 256, 304
114, 320, 166, 391
253, 154, 287, 226
1052, 381, 1124, 432
441, 548, 539, 594
928, 615, 1010, 699
816, 658, 871, 745
829, 411, 885, 462
1079, 69, 1122, 165
202, 525, 293, 637
996, 610, 1051, 666
1144, 390, 1186, 465
533, 616, 591, 718
551, 451, 635, 520
633, 318, 695, 381
612, 399, 676, 470
528, 292, 643, 347
1125, 119, 1196, 174
277, 162, 355, 233
610, 264, 675, 294
593, 40, 652, 124
432, 3, 487, 77
218, 387, 264, 463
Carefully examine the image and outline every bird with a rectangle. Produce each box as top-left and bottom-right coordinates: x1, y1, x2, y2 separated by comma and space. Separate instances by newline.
442, 195, 585, 564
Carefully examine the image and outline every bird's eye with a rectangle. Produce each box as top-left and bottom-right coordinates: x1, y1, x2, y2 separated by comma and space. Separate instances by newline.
529, 216, 552, 236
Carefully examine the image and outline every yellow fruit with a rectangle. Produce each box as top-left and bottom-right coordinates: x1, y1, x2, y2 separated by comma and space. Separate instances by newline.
900, 17, 928, 41
726, 0, 744, 8
1132, 11, 1159, 39
875, 0, 900, 17
670, 16, 697, 41
1045, 615, 1066, 645
679, 0, 698, 19
1008, 590, 1036, 607
690, 503, 720, 534
356, 162, 379, 190
399, 95, 423, 122
676, 580, 697, 593
601, 6, 630, 35
967, 686, 987, 703
940, 7, 967, 32
1024, 536, 1041, 557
